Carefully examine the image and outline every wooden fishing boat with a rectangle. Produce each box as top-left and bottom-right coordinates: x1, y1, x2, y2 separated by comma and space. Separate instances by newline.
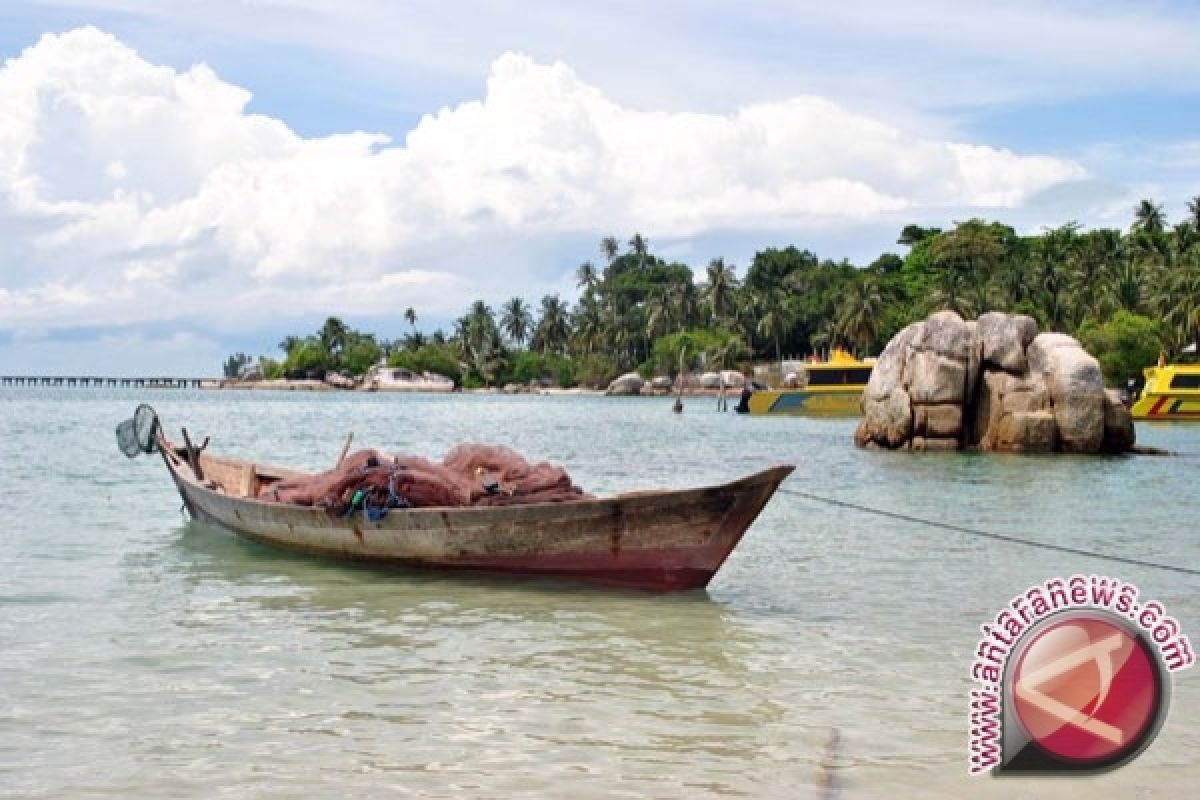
149, 424, 794, 591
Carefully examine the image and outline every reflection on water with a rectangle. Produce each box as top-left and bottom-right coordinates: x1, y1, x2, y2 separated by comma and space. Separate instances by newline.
1, 389, 1198, 798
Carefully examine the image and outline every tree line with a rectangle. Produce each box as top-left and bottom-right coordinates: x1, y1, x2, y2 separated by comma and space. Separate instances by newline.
227, 198, 1200, 388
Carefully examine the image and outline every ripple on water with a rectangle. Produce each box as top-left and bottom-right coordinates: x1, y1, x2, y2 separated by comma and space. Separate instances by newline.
0, 389, 1197, 798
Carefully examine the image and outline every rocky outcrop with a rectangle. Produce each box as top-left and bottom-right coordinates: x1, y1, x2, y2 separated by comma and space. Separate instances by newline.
606, 372, 645, 396
650, 375, 674, 391
855, 311, 1135, 454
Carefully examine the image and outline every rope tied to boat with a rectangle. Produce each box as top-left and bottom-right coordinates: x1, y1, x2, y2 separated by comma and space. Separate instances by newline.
776, 486, 1200, 577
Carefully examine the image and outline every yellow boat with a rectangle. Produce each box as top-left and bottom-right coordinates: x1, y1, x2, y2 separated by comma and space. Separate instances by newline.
1130, 362, 1200, 420
743, 349, 873, 416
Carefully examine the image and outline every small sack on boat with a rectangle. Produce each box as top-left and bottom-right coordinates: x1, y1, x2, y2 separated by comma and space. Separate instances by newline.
259, 444, 588, 513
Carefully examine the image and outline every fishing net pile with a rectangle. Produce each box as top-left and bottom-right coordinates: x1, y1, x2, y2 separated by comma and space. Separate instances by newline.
259, 444, 589, 518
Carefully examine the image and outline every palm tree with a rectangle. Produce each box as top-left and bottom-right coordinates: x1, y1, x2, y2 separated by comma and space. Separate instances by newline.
1034, 223, 1080, 331
571, 293, 605, 355
1103, 260, 1146, 314
462, 301, 503, 386
500, 296, 533, 346
628, 233, 648, 270
644, 288, 674, 344
575, 261, 598, 293
1069, 229, 1120, 329
278, 335, 301, 356
755, 292, 790, 360
533, 294, 571, 355
1188, 196, 1200, 230
404, 307, 417, 329
319, 316, 349, 358
837, 274, 886, 354
600, 236, 620, 265
1157, 250, 1200, 351
704, 258, 737, 324
1132, 199, 1166, 235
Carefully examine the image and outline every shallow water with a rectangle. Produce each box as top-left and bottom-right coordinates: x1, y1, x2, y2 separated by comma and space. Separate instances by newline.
1, 389, 1197, 798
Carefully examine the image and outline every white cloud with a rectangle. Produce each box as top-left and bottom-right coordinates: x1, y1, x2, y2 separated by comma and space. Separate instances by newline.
0, 27, 1086, 339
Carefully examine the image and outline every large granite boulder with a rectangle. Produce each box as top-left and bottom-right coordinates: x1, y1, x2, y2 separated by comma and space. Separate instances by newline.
650, 375, 673, 391
856, 388, 913, 449
906, 351, 967, 405
855, 311, 1135, 454
1028, 333, 1105, 452
977, 311, 1037, 373
1102, 389, 1136, 453
606, 372, 644, 396
698, 371, 722, 389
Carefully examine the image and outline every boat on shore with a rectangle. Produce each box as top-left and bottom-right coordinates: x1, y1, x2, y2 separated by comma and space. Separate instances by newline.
125, 409, 793, 591
744, 349, 873, 416
1130, 362, 1200, 420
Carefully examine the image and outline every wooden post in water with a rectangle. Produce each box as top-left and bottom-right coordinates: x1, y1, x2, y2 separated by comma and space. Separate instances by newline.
335, 432, 354, 467
672, 346, 685, 413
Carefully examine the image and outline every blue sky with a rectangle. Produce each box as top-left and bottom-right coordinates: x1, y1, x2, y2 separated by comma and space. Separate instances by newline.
2, 1, 1199, 374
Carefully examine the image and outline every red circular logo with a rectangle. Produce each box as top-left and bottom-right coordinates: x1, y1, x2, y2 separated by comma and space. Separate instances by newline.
1011, 615, 1159, 764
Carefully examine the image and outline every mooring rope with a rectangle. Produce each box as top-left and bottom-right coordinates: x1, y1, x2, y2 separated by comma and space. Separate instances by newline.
776, 486, 1200, 577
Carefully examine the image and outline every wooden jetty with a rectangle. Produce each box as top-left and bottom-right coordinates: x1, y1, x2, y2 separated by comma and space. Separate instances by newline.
1, 375, 209, 388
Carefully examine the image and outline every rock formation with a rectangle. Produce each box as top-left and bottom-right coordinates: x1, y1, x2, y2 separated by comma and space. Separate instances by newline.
606, 372, 645, 396
855, 311, 1135, 454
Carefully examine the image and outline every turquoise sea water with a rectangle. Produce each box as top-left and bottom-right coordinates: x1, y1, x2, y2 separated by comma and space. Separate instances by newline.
1, 389, 1198, 798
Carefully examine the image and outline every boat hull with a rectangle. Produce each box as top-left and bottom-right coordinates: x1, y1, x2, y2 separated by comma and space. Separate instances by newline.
747, 388, 863, 416
1130, 364, 1200, 420
1131, 395, 1200, 420
162, 443, 793, 591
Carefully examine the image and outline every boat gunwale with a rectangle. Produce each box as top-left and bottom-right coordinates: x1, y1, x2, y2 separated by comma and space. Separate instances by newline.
157, 433, 795, 524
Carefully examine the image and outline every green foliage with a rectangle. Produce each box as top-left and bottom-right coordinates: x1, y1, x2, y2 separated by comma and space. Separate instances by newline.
223, 352, 251, 378
649, 329, 744, 375
574, 353, 618, 388
388, 344, 463, 385
259, 357, 284, 380
1077, 312, 1164, 386
340, 334, 382, 376
284, 338, 331, 375
499, 351, 576, 387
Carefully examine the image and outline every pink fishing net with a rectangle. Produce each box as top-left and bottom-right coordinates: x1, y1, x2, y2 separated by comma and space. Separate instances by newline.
259, 444, 588, 512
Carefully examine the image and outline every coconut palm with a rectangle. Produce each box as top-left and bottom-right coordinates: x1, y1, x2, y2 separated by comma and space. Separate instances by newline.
278, 335, 301, 356
1132, 199, 1166, 235
533, 294, 571, 355
500, 296, 533, 346
628, 233, 648, 270
704, 258, 737, 324
1157, 250, 1200, 351
404, 307, 417, 329
755, 292, 790, 361
1103, 260, 1146, 315
319, 316, 349, 358
461, 301, 503, 386
571, 293, 605, 355
837, 274, 886, 354
600, 236, 620, 265
575, 261, 598, 293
